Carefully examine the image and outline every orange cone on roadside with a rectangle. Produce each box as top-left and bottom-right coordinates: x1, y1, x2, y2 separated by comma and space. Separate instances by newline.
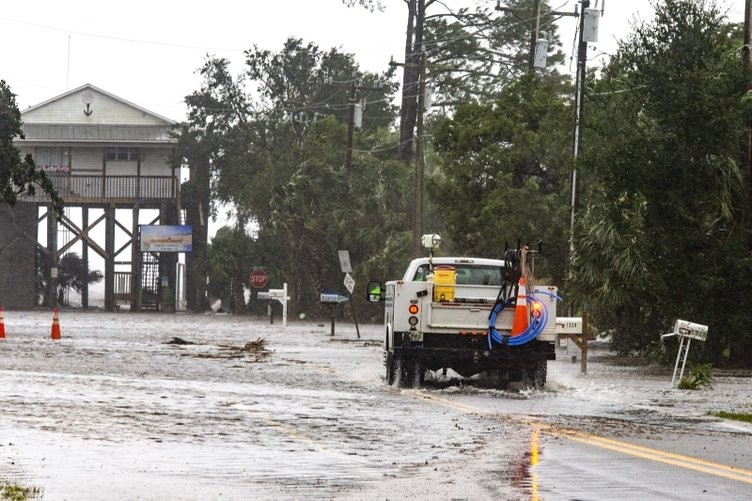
0, 306, 5, 339
510, 277, 529, 336
51, 307, 61, 340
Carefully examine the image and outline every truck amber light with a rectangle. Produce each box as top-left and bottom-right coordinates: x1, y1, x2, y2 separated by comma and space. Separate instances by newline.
408, 316, 418, 326
408, 304, 419, 314
532, 302, 543, 318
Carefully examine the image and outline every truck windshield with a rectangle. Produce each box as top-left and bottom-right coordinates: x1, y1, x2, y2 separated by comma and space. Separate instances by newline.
413, 264, 504, 286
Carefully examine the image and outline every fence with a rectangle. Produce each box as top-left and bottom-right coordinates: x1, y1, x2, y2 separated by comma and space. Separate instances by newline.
21, 175, 176, 203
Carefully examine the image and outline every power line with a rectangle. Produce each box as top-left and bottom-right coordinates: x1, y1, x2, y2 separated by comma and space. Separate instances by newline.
0, 16, 245, 53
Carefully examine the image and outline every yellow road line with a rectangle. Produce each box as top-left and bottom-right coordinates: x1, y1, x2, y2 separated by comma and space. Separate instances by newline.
414, 392, 752, 485
555, 429, 752, 484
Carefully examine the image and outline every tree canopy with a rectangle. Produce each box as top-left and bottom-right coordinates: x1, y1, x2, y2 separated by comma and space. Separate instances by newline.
569, 0, 752, 364
0, 80, 63, 218
429, 73, 572, 279
173, 38, 408, 315
172, 0, 752, 366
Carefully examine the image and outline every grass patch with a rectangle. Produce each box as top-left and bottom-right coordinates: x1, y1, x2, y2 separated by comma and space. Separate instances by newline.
0, 483, 43, 501
709, 411, 752, 424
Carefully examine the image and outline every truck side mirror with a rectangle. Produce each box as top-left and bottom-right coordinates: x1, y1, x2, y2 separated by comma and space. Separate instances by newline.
366, 280, 383, 302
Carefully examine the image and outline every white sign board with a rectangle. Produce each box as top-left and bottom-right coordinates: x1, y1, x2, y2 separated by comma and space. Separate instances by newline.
140, 225, 192, 252
343, 272, 355, 294
555, 317, 583, 335
338, 250, 352, 274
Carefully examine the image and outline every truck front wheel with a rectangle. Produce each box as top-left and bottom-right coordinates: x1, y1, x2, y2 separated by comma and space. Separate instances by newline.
389, 354, 424, 388
385, 352, 396, 385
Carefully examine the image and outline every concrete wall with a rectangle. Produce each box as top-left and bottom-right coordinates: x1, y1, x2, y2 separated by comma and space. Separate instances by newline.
0, 203, 38, 309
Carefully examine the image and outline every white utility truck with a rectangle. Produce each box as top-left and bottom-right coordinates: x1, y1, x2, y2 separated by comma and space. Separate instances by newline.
367, 235, 564, 388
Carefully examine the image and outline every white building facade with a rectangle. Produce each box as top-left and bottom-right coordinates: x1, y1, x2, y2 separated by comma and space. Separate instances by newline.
9, 83, 182, 311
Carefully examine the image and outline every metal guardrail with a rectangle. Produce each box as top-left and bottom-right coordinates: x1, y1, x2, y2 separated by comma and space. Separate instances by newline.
20, 175, 176, 202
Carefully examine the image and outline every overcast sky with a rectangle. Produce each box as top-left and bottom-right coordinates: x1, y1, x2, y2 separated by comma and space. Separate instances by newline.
1, 0, 748, 122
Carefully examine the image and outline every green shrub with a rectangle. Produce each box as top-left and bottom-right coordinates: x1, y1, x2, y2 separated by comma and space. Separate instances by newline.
0, 483, 42, 501
677, 363, 714, 390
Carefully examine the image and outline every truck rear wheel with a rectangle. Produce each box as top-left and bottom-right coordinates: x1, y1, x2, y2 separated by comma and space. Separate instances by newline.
522, 360, 547, 389
412, 360, 426, 387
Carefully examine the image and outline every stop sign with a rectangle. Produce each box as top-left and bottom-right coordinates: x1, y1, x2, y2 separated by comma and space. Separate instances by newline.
249, 269, 269, 289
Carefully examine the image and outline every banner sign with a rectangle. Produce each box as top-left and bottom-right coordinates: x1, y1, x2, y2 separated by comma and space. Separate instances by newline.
140, 225, 192, 252
40, 165, 71, 173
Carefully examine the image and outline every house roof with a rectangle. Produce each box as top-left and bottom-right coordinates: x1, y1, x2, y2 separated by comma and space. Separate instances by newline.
16, 83, 177, 145
21, 83, 176, 126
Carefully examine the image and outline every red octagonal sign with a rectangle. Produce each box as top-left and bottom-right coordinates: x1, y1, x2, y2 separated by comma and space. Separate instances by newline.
249, 269, 269, 289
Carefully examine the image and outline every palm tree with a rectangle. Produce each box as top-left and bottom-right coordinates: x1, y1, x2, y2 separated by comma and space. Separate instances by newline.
55, 253, 103, 306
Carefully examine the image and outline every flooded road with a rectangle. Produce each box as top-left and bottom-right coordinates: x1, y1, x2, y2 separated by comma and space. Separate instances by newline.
1, 311, 751, 500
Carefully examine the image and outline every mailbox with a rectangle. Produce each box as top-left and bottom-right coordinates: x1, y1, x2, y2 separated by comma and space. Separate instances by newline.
661, 319, 709, 386
255, 283, 290, 327
555, 317, 583, 335
258, 289, 287, 301
671, 319, 708, 342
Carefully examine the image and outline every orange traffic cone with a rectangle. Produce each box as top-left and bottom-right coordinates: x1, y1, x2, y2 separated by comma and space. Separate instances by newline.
511, 277, 529, 336
51, 307, 61, 340
0, 306, 5, 339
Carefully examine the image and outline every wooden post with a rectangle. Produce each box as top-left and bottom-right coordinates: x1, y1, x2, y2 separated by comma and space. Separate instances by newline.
46, 207, 58, 308
131, 206, 141, 312
104, 204, 115, 311
581, 312, 589, 374
81, 207, 89, 309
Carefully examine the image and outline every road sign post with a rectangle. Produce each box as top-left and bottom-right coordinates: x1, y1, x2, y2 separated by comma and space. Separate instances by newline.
320, 292, 349, 336
257, 283, 290, 327
336, 251, 360, 338
343, 270, 360, 339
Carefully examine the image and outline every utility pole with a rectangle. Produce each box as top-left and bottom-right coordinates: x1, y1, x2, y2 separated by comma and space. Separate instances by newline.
391, 50, 430, 257
343, 80, 383, 174
413, 49, 427, 257
744, 0, 752, 248
496, 0, 576, 72
569, 0, 591, 256
345, 80, 356, 175
528, 0, 542, 71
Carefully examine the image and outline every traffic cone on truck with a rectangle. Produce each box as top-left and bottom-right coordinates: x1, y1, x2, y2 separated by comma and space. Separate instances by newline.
511, 277, 529, 336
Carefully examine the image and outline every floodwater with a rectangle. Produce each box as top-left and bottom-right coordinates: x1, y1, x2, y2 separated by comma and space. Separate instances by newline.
0, 310, 750, 500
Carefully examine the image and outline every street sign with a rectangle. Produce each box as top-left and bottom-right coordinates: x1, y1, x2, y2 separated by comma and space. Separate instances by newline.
338, 250, 352, 274
249, 269, 269, 289
343, 272, 355, 294
320, 292, 349, 303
